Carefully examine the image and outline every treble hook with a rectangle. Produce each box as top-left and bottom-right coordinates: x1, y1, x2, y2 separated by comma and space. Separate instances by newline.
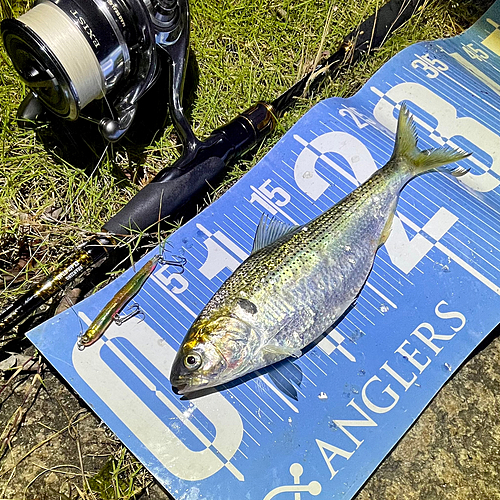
160, 255, 187, 274
114, 302, 144, 325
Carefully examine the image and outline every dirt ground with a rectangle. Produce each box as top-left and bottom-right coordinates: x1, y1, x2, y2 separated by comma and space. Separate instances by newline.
0, 329, 174, 499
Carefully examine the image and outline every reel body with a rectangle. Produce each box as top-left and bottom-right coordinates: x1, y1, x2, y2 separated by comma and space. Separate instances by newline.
1, 0, 190, 142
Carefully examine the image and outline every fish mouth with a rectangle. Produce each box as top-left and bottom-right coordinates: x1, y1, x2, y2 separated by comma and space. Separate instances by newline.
170, 376, 187, 394
172, 383, 187, 395
171, 377, 210, 395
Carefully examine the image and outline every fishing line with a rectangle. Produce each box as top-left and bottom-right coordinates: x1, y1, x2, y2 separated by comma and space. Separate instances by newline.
77, 114, 103, 125
63, 291, 87, 337
17, 2, 105, 110
98, 71, 116, 123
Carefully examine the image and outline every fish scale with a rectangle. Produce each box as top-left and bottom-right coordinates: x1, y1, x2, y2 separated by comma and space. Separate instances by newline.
228, 169, 403, 347
170, 105, 470, 394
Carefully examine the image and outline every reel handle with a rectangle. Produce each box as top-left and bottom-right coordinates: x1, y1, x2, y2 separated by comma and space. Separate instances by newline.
155, 0, 199, 157
101, 0, 192, 142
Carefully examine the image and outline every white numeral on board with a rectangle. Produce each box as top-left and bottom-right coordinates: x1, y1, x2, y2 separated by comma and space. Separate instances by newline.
372, 81, 500, 192
73, 318, 245, 481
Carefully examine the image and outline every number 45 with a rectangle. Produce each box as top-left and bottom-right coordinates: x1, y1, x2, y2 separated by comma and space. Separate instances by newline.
463, 42, 489, 61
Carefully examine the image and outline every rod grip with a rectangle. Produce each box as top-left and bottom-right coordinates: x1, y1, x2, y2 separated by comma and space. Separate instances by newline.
103, 156, 225, 234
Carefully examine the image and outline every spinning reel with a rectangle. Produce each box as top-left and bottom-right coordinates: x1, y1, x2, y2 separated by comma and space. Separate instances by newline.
1, 0, 192, 143
0, 0, 424, 338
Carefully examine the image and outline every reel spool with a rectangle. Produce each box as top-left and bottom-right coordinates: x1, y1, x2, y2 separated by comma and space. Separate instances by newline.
1, 0, 191, 142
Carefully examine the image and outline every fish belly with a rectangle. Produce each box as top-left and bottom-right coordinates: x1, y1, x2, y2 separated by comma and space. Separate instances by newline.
255, 178, 401, 354
267, 235, 376, 351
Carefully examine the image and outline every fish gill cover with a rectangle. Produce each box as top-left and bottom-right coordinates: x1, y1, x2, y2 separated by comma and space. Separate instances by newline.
27, 2, 500, 499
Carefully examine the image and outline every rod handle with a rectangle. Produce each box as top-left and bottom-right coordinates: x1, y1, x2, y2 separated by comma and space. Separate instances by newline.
103, 156, 225, 234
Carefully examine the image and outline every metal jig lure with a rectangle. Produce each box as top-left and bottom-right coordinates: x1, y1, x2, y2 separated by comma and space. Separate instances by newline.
77, 254, 186, 349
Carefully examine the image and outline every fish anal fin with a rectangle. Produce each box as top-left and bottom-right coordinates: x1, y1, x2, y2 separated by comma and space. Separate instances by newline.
379, 210, 395, 247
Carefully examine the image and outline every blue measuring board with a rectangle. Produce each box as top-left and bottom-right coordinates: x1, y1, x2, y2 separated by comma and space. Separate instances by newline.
28, 3, 500, 499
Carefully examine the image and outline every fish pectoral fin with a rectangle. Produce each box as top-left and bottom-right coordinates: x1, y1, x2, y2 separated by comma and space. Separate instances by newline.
261, 344, 302, 361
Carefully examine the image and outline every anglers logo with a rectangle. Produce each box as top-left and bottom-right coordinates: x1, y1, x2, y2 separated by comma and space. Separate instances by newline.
263, 463, 321, 500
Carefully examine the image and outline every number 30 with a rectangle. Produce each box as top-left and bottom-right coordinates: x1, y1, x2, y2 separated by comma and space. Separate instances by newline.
373, 82, 500, 192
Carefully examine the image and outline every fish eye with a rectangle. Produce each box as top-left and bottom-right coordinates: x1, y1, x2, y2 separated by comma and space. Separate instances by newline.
184, 352, 202, 371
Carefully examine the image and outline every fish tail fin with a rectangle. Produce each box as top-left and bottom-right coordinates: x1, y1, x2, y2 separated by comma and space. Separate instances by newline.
392, 103, 470, 177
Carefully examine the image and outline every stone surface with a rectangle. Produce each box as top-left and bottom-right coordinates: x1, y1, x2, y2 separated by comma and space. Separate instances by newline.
354, 330, 500, 500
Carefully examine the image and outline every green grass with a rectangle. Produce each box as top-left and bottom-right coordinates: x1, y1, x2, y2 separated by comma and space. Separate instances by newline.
0, 0, 493, 302
0, 0, 495, 497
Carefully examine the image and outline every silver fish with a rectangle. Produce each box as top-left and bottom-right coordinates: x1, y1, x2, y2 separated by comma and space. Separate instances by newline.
170, 105, 469, 394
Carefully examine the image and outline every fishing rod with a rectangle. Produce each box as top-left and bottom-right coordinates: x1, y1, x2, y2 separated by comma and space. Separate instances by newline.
0, 0, 425, 335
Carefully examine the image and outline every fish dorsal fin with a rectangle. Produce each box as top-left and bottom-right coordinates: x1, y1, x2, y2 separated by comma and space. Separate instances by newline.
251, 215, 298, 255
392, 102, 418, 161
